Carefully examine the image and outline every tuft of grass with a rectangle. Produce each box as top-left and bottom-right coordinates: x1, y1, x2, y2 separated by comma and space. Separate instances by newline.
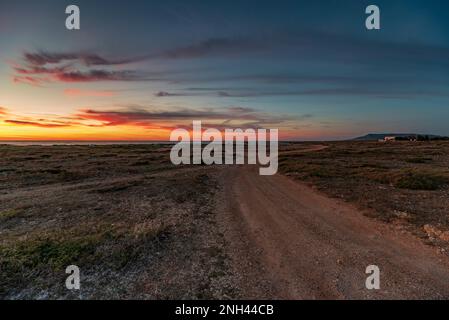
308, 168, 334, 178
0, 233, 104, 297
0, 222, 170, 284
364, 172, 391, 184
394, 171, 448, 190
108, 224, 170, 268
0, 236, 99, 273
130, 160, 151, 166
0, 209, 20, 220
94, 179, 144, 193
405, 157, 433, 164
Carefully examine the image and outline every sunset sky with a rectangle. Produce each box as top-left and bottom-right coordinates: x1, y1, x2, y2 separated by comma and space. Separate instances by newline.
1, 0, 449, 141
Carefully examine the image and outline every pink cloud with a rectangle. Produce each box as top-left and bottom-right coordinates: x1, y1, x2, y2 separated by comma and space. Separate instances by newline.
64, 88, 117, 97
13, 75, 50, 86
4, 120, 71, 128
54, 70, 139, 82
11, 51, 147, 86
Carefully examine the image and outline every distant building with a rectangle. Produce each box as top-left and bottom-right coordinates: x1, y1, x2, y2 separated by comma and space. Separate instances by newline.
379, 135, 418, 142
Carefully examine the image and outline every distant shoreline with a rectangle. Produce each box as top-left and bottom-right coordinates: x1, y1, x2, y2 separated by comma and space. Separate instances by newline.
0, 141, 174, 146
0, 140, 321, 146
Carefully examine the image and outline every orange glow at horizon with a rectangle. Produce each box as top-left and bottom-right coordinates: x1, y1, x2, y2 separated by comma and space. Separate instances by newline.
0, 122, 171, 141
0, 120, 329, 141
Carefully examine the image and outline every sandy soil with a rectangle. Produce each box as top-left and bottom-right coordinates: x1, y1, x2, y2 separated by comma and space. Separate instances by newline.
219, 146, 449, 299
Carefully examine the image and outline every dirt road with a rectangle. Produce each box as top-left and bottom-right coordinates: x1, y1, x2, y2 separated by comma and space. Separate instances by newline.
220, 146, 449, 299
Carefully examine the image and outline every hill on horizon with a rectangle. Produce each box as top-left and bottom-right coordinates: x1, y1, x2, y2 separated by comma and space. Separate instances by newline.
353, 133, 447, 141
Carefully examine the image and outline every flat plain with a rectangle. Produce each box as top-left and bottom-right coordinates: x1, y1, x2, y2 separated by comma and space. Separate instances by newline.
1, 141, 449, 299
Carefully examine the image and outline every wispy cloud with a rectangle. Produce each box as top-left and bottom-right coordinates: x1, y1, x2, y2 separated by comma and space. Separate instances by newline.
153, 37, 265, 59
64, 89, 117, 97
13, 28, 449, 91
55, 70, 142, 83
151, 31, 449, 69
13, 75, 50, 86
12, 51, 150, 86
11, 25, 449, 94
2, 105, 307, 131
14, 65, 70, 75
74, 106, 310, 131
154, 86, 442, 99
23, 51, 147, 67
4, 119, 70, 128
77, 106, 262, 124
154, 91, 192, 97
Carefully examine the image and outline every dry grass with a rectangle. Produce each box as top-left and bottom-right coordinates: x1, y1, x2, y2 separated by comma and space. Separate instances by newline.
0, 144, 236, 299
279, 141, 449, 238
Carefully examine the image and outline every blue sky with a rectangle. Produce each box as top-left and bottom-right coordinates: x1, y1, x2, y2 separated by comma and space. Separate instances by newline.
1, 0, 449, 140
